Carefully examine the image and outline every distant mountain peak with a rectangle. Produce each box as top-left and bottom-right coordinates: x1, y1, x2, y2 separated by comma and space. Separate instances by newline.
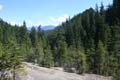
27, 25, 56, 31
41, 25, 55, 30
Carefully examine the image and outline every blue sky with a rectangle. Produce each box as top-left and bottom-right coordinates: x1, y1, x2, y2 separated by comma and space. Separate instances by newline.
0, 0, 112, 27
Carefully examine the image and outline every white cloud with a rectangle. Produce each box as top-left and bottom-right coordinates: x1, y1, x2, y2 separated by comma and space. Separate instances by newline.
9, 21, 22, 26
8, 14, 69, 27
9, 20, 41, 27
26, 20, 43, 27
26, 20, 34, 27
49, 17, 56, 22
58, 14, 69, 23
49, 14, 69, 25
0, 4, 3, 11
10, 21, 16, 25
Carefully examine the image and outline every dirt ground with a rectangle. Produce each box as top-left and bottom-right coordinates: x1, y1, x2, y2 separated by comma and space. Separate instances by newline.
17, 62, 112, 80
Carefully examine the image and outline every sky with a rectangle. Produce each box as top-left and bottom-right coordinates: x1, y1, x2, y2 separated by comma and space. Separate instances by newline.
0, 0, 112, 27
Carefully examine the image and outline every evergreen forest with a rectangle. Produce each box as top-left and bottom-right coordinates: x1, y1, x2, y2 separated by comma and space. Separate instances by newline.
0, 0, 120, 80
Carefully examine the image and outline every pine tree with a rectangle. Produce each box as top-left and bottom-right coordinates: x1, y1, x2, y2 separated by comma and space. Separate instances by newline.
73, 49, 87, 74
110, 22, 120, 80
43, 46, 54, 68
19, 21, 27, 44
0, 43, 23, 80
30, 27, 37, 47
100, 3, 105, 16
95, 40, 106, 75
10, 45, 23, 80
113, 0, 120, 11
57, 41, 68, 67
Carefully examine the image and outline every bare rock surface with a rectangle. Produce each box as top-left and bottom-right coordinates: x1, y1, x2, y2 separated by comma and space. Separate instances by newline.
18, 62, 112, 80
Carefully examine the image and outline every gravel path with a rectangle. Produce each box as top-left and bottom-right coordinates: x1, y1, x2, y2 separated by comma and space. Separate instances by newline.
18, 62, 112, 80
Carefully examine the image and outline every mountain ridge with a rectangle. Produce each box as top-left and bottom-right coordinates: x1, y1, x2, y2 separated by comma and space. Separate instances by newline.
27, 25, 55, 31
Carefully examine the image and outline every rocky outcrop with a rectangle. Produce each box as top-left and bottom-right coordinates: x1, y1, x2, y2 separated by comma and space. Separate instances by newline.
17, 62, 112, 80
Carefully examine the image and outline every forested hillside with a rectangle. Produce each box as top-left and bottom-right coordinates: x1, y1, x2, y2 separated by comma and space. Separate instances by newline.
48, 0, 120, 79
0, 0, 120, 80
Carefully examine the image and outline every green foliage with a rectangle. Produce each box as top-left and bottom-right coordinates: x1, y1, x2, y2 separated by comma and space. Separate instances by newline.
43, 46, 54, 67
94, 40, 106, 75
30, 27, 38, 47
75, 50, 87, 74
47, 1, 120, 79
0, 43, 23, 80
0, 1, 120, 80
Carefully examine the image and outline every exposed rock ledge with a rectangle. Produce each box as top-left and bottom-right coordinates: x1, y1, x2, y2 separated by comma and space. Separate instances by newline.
16, 62, 112, 80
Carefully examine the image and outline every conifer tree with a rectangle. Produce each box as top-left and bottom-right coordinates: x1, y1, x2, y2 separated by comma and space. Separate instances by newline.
95, 40, 106, 75
30, 27, 37, 47
57, 41, 68, 67
43, 46, 54, 67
